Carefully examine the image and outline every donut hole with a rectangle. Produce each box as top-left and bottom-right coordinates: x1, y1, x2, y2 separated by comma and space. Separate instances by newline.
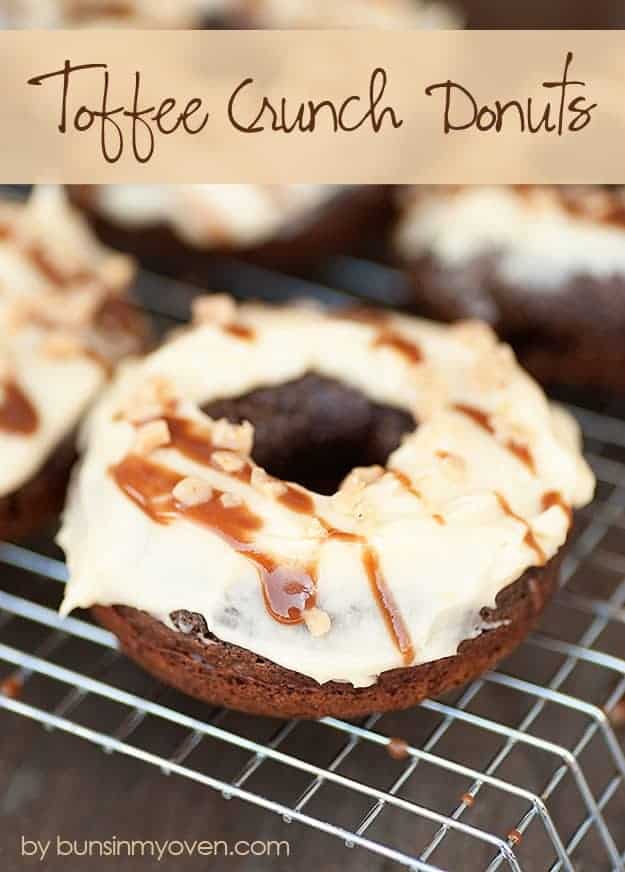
202, 373, 416, 495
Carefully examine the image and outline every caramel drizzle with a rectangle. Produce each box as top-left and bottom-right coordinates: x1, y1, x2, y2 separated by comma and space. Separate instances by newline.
110, 454, 316, 626
165, 416, 219, 468
114, 416, 415, 659
223, 323, 256, 342
495, 492, 546, 565
507, 440, 536, 475
26, 244, 91, 289
390, 468, 422, 500
453, 404, 536, 475
454, 403, 494, 433
0, 381, 39, 435
165, 416, 315, 516
363, 546, 414, 666
542, 490, 573, 524
373, 329, 423, 365
1, 215, 92, 289
337, 307, 424, 366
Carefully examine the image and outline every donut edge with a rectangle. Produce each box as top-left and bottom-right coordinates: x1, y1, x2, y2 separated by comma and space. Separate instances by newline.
91, 542, 564, 719
68, 186, 396, 273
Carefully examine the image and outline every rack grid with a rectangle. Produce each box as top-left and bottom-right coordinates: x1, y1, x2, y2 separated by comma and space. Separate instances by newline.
1, 231, 625, 870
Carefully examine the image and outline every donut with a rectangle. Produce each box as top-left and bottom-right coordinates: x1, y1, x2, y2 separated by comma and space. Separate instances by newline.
69, 185, 395, 274
2, 0, 459, 29
58, 297, 594, 718
50, 2, 460, 276
393, 185, 625, 392
0, 0, 229, 28
0, 186, 148, 540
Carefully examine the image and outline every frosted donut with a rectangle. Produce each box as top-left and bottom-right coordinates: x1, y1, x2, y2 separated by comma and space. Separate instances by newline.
393, 185, 625, 391
2, 0, 459, 29
59, 297, 594, 717
0, 186, 147, 539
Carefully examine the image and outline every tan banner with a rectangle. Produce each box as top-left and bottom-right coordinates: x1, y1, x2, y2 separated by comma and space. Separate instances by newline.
1, 30, 624, 181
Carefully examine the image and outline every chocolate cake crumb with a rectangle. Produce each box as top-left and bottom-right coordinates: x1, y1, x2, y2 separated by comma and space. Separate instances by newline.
606, 699, 625, 730
170, 610, 209, 637
386, 738, 410, 760
0, 673, 23, 699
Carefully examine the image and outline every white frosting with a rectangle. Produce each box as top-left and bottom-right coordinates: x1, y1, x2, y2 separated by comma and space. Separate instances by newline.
394, 186, 625, 290
59, 300, 594, 687
0, 186, 135, 496
91, 185, 344, 249
2, 0, 459, 28
234, 0, 459, 29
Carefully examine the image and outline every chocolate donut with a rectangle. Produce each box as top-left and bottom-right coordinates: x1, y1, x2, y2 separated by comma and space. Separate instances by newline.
393, 185, 625, 391
24, 1, 458, 276
69, 185, 396, 275
59, 298, 594, 717
0, 186, 148, 539
2, 0, 459, 29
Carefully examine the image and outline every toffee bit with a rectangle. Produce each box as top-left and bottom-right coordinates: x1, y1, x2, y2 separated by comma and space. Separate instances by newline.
133, 419, 171, 455
192, 294, 236, 326
302, 607, 331, 638
212, 450, 245, 473
172, 476, 213, 507
606, 699, 625, 730
386, 737, 410, 760
220, 491, 242, 509
251, 467, 287, 498
212, 418, 254, 455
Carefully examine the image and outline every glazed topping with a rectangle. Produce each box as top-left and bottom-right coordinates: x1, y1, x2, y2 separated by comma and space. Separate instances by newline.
59, 299, 595, 688
0, 186, 137, 497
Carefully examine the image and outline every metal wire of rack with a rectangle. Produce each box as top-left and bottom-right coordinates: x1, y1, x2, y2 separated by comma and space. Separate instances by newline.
0, 221, 625, 871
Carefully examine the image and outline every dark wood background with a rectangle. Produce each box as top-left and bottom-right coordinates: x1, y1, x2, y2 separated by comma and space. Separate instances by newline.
462, 0, 625, 28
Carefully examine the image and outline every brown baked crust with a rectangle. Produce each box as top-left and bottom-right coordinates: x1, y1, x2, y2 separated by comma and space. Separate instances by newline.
0, 299, 150, 542
68, 186, 395, 275
91, 548, 562, 719
0, 433, 77, 541
399, 252, 625, 392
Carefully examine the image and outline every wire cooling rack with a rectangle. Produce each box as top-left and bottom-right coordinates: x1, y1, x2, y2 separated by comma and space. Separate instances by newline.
1, 233, 625, 871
